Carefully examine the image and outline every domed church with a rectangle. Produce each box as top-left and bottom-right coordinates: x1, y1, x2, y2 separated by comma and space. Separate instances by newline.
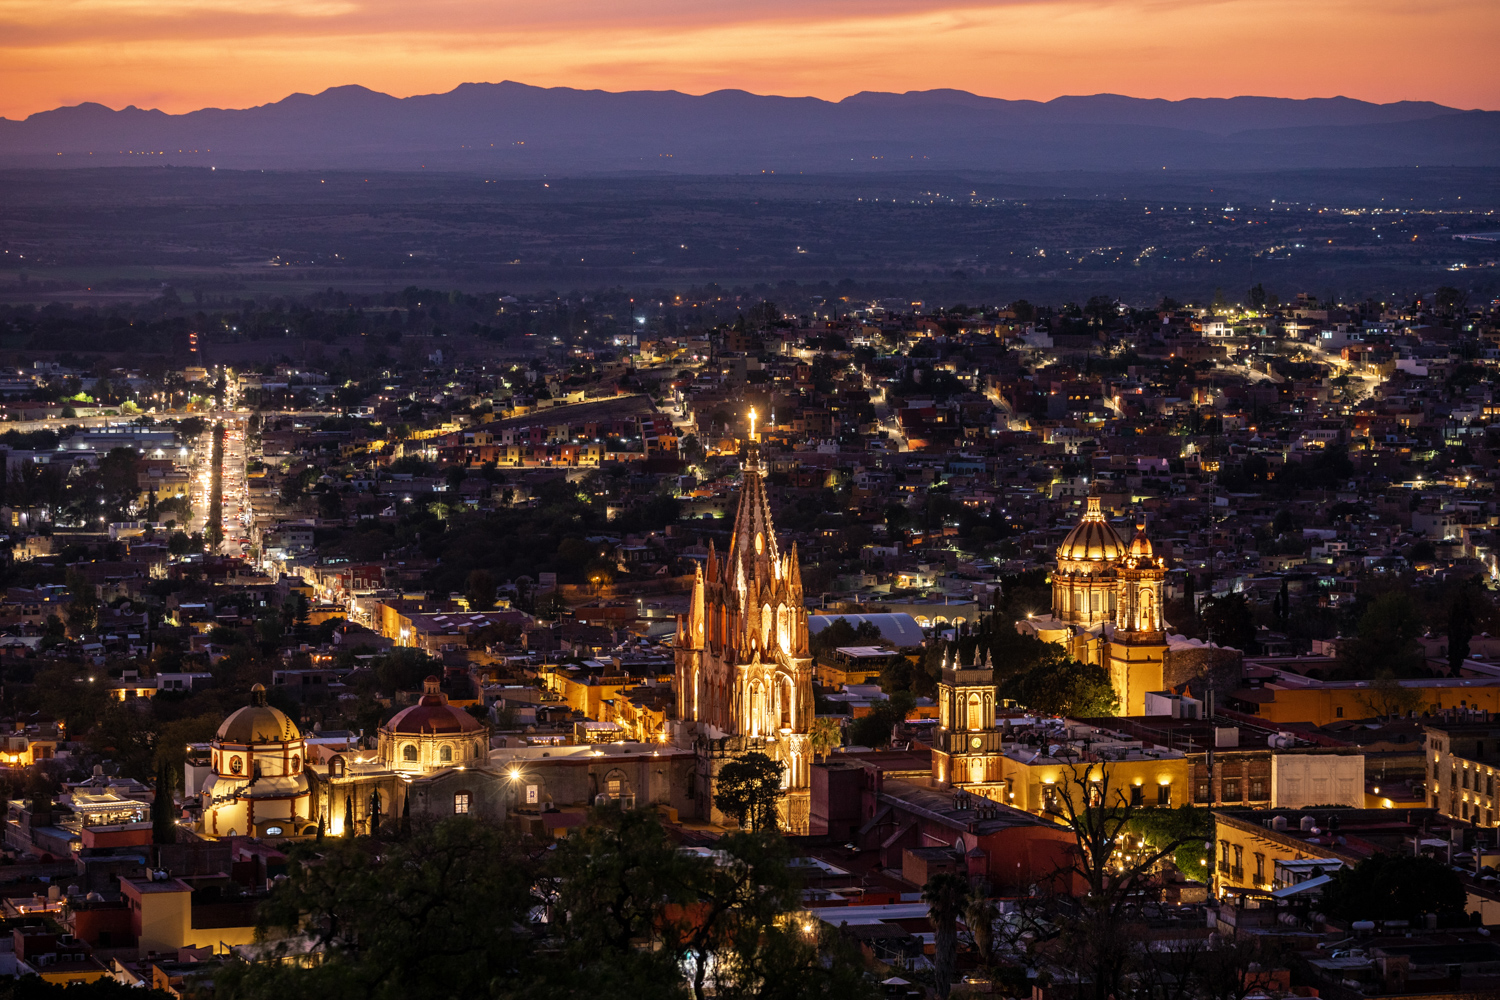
377, 677, 489, 772
200, 684, 314, 838
1018, 490, 1173, 715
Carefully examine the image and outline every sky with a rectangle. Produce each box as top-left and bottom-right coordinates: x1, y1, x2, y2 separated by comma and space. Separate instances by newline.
2, 0, 1497, 120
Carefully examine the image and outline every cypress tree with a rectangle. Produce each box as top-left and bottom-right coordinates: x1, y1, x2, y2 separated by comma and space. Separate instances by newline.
152, 759, 176, 845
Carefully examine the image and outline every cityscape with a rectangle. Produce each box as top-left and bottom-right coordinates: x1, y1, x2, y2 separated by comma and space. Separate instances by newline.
1, 0, 1499, 995
0, 283, 1491, 996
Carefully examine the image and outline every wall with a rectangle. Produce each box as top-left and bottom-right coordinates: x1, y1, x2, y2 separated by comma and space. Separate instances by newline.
999, 756, 1190, 815
123, 879, 191, 959
1251, 684, 1500, 726
1272, 754, 1364, 808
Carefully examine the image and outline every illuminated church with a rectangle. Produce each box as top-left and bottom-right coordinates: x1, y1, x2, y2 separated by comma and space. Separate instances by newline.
674, 412, 815, 833
1018, 491, 1171, 715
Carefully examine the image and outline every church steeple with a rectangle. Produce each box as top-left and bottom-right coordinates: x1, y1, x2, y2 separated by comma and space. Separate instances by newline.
672, 408, 815, 833
727, 410, 780, 592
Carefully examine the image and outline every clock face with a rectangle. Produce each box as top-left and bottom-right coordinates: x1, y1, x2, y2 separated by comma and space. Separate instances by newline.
970, 736, 983, 749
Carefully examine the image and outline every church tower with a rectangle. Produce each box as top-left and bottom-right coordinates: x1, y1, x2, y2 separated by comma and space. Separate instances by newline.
931, 647, 1006, 793
1105, 522, 1170, 715
675, 411, 814, 833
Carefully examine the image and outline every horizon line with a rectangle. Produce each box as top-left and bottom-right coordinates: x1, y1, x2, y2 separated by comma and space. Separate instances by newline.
6, 81, 1484, 121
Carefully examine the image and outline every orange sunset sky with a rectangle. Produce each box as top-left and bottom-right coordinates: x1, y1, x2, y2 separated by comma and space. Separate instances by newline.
2, 0, 1496, 120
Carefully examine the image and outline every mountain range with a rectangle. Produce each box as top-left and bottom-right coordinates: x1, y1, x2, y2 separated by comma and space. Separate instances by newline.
2, 82, 1497, 173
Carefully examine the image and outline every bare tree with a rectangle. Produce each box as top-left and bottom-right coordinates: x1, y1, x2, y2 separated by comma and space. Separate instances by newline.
1048, 763, 1194, 1000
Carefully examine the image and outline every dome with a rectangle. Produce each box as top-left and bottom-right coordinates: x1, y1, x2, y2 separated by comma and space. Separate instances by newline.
1056, 495, 1126, 564
218, 685, 301, 744
385, 677, 484, 736
1127, 523, 1154, 560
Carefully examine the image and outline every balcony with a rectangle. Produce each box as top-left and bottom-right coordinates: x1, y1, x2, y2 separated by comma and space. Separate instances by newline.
1231, 866, 1244, 881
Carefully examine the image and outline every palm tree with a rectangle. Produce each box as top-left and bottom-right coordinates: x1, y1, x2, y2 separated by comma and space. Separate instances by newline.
808, 717, 841, 762
964, 895, 999, 974
923, 872, 971, 999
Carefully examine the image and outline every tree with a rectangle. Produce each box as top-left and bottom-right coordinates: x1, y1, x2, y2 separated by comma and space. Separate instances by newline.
807, 717, 841, 762
1340, 591, 1426, 678
151, 758, 176, 845
848, 690, 915, 747
65, 571, 99, 637
1003, 660, 1118, 718
230, 817, 539, 1000
544, 808, 876, 1000
1198, 592, 1257, 651
1449, 589, 1476, 677
674, 829, 874, 1000
546, 807, 695, 995
1323, 854, 1465, 923
1248, 283, 1268, 310
714, 751, 785, 831
809, 617, 884, 658
1050, 764, 1193, 1000
923, 873, 971, 1000
463, 569, 497, 612
1355, 669, 1424, 721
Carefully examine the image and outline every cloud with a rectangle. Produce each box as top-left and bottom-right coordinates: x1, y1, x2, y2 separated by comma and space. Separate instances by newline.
0, 0, 1495, 119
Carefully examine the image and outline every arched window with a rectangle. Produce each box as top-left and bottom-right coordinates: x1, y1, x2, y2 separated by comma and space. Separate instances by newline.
440, 745, 453, 763
290, 755, 301, 774
402, 744, 418, 762
966, 694, 981, 732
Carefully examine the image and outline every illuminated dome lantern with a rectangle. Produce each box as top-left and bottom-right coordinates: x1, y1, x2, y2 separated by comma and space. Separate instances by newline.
1051, 492, 1127, 627
201, 684, 312, 839
378, 677, 489, 773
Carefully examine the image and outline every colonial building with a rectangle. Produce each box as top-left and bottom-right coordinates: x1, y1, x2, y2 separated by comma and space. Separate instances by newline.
673, 415, 816, 832
377, 676, 489, 773
196, 688, 695, 841
1020, 492, 1236, 715
200, 685, 314, 839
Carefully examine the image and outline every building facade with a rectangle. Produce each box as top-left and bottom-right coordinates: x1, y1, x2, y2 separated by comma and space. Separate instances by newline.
673, 421, 815, 832
199, 685, 313, 839
1021, 493, 1236, 715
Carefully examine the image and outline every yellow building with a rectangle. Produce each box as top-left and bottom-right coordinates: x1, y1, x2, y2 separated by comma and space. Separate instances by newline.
1210, 809, 1393, 894
1424, 720, 1500, 826
1237, 678, 1500, 727
998, 750, 1189, 816
121, 875, 256, 957
547, 667, 633, 721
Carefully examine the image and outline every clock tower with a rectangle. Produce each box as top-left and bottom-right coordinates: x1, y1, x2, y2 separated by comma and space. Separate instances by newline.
932, 648, 1006, 791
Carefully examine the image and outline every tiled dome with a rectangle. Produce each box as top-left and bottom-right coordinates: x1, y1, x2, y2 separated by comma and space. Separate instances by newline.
217, 685, 300, 744
1056, 495, 1126, 564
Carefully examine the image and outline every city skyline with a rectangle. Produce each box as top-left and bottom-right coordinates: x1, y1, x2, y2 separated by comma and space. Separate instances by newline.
3, 0, 1498, 121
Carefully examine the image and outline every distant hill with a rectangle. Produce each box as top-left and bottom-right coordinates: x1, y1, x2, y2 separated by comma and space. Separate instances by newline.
1, 83, 1495, 172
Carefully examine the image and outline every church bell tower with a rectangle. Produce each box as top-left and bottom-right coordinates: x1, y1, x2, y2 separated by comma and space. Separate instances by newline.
932, 647, 1005, 791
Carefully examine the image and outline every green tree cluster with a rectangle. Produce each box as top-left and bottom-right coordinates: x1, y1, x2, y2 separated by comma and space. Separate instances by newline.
222, 810, 875, 1000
